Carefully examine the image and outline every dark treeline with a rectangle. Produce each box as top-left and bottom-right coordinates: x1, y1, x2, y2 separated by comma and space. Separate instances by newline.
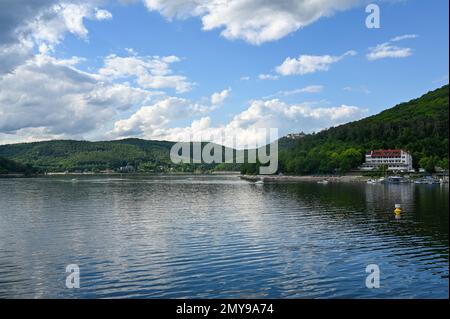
0, 157, 37, 175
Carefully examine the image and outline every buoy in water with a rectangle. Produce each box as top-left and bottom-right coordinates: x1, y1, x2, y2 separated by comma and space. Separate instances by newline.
394, 204, 401, 217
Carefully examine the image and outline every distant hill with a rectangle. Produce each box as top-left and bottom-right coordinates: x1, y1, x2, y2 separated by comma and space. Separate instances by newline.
0, 139, 176, 172
278, 85, 449, 174
0, 138, 235, 173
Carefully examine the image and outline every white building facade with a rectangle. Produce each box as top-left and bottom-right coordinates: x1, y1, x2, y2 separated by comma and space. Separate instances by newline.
360, 149, 413, 172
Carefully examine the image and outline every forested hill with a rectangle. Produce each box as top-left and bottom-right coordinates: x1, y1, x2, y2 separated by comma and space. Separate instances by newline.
0, 139, 176, 172
278, 85, 449, 174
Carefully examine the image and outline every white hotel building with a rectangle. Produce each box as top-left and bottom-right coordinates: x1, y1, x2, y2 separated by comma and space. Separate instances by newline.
359, 149, 414, 172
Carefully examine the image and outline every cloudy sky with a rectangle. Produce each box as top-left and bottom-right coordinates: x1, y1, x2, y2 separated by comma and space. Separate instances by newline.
0, 0, 448, 147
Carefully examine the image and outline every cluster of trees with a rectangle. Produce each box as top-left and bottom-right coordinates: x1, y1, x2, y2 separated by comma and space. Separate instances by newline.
278, 147, 363, 175
0, 157, 37, 175
0, 139, 175, 172
0, 139, 225, 173
419, 156, 449, 173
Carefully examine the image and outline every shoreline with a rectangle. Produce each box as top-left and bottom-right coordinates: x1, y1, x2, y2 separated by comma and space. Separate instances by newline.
1, 171, 242, 178
239, 174, 367, 183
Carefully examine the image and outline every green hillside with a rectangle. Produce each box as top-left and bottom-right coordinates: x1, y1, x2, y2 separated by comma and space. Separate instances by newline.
278, 85, 449, 174
0, 139, 176, 172
0, 139, 229, 173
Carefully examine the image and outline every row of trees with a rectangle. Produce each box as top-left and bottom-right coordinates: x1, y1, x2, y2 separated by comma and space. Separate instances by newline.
278, 147, 362, 175
0, 157, 37, 175
418, 156, 449, 173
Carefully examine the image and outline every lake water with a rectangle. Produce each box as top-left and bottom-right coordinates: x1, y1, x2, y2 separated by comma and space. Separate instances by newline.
0, 175, 448, 298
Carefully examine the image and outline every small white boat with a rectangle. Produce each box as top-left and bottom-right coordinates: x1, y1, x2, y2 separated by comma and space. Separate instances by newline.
366, 179, 376, 184
317, 180, 329, 185
254, 180, 264, 185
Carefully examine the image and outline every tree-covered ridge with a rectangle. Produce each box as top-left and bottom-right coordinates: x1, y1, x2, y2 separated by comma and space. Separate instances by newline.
0, 139, 176, 172
278, 85, 449, 174
0, 139, 232, 173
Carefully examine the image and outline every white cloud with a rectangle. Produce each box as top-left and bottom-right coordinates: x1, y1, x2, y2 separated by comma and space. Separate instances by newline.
240, 76, 250, 81
0, 38, 34, 74
0, 53, 159, 138
98, 54, 194, 93
86, 83, 163, 111
142, 0, 361, 45
343, 85, 371, 94
211, 88, 231, 106
30, 2, 111, 46
367, 35, 418, 61
390, 34, 418, 42
264, 85, 324, 99
109, 97, 211, 137
367, 43, 413, 61
0, 127, 71, 145
0, 0, 58, 46
95, 8, 113, 20
276, 50, 356, 76
291, 85, 324, 94
0, 1, 112, 74
258, 73, 279, 80
110, 97, 367, 148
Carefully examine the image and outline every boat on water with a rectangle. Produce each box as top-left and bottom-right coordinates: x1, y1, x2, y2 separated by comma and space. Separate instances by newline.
386, 176, 403, 183
254, 180, 264, 185
415, 176, 440, 184
367, 177, 385, 184
317, 180, 329, 184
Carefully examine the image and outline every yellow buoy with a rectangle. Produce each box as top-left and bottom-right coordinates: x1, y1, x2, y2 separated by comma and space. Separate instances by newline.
394, 204, 401, 216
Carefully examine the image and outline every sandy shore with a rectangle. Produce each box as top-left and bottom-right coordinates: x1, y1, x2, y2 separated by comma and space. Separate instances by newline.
239, 174, 367, 183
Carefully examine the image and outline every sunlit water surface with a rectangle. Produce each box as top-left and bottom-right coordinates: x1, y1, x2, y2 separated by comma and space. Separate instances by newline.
0, 175, 448, 298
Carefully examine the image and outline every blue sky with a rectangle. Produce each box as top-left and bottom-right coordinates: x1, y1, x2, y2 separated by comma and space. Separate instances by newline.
0, 0, 448, 146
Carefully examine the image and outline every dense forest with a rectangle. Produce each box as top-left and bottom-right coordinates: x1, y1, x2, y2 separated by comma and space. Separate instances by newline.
274, 85, 449, 175
0, 139, 225, 173
0, 85, 448, 175
0, 157, 37, 175
0, 139, 176, 172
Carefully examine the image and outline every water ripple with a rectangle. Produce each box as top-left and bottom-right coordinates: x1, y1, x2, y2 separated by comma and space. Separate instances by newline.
0, 176, 448, 298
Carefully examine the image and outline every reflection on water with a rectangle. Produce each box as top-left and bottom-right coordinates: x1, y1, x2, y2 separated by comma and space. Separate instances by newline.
0, 175, 448, 298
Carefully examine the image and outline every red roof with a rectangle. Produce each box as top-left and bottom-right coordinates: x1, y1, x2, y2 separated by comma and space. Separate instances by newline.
371, 149, 402, 157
